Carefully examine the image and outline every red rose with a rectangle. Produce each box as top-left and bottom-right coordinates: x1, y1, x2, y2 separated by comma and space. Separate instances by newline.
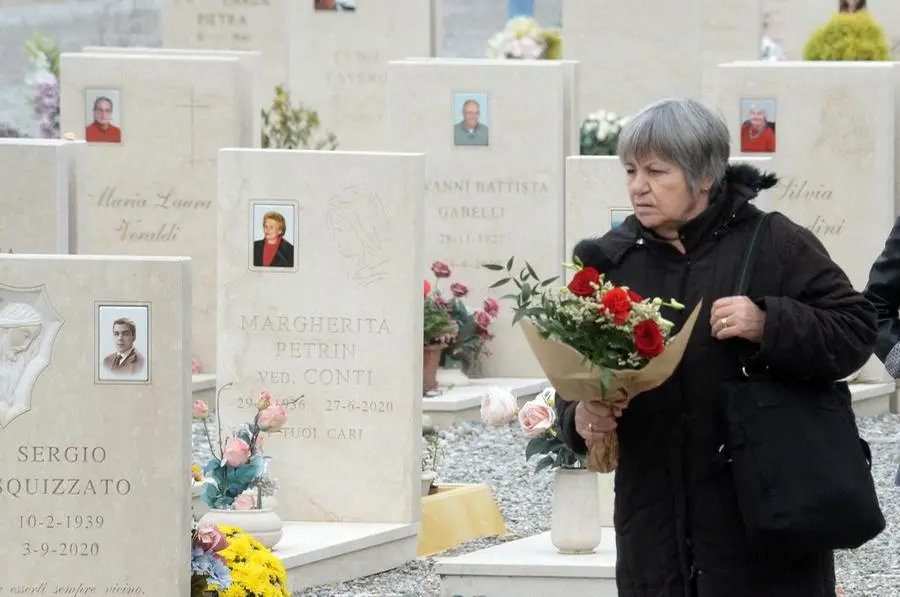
627, 289, 643, 303
567, 267, 601, 297
601, 287, 632, 325
424, 279, 431, 298
633, 320, 664, 358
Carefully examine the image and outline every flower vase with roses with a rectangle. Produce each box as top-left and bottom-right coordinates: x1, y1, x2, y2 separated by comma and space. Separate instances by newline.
424, 261, 499, 381
193, 383, 302, 510
190, 520, 232, 596
484, 257, 701, 473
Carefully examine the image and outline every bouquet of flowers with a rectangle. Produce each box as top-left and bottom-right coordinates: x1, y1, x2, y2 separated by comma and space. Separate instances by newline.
487, 16, 562, 60
23, 31, 60, 139
481, 385, 584, 471
424, 261, 499, 372
580, 110, 630, 156
191, 520, 232, 596
193, 384, 302, 509
208, 525, 290, 596
485, 258, 701, 472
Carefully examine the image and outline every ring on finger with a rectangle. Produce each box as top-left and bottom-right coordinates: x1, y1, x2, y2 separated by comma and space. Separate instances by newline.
720, 317, 728, 328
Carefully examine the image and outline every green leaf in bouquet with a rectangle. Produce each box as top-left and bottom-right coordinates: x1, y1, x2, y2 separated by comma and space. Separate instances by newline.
512, 306, 529, 325
540, 276, 559, 287
489, 277, 511, 288
525, 435, 556, 459
499, 293, 519, 301
506, 256, 515, 271
520, 282, 532, 301
519, 267, 531, 281
573, 255, 583, 267
534, 454, 557, 474
483, 263, 506, 271
525, 261, 539, 280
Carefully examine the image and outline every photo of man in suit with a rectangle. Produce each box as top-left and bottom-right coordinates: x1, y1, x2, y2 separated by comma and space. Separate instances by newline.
253, 210, 295, 268
102, 317, 145, 377
453, 95, 490, 147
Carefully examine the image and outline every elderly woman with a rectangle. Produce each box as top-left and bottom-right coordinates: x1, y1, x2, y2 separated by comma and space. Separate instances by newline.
556, 98, 876, 597
739, 105, 775, 153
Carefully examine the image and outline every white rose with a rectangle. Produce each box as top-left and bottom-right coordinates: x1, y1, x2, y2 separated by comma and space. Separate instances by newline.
480, 386, 518, 427
597, 121, 612, 141
517, 396, 557, 438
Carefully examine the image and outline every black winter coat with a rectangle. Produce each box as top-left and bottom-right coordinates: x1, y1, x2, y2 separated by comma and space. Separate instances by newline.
556, 164, 877, 597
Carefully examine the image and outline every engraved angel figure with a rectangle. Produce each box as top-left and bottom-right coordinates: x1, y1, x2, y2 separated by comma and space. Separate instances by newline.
0, 302, 44, 408
325, 186, 391, 288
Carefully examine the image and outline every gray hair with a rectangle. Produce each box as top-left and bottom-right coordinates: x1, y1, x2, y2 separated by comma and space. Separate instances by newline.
617, 98, 730, 195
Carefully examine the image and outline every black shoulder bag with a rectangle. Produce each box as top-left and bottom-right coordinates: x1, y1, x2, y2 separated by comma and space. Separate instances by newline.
722, 212, 886, 551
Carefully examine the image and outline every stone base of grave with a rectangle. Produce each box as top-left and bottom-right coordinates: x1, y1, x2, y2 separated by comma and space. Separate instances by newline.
423, 378, 550, 428
192, 373, 216, 409
435, 529, 617, 597
273, 521, 419, 592
849, 382, 896, 418
418, 484, 508, 557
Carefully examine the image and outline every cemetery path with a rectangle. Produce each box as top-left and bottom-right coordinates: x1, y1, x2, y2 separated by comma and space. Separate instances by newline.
0, 0, 561, 135
194, 415, 900, 597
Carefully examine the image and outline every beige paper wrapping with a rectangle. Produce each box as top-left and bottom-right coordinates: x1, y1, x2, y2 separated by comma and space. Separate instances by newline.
519, 301, 703, 473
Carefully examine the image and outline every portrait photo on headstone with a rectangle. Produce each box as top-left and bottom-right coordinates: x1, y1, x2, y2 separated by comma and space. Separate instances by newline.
250, 200, 298, 272
315, 0, 356, 11
84, 89, 123, 145
452, 91, 491, 148
610, 208, 633, 230
739, 98, 777, 154
96, 303, 150, 384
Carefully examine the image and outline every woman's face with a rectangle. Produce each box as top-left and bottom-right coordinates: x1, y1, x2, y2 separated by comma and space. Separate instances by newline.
263, 217, 282, 241
625, 154, 707, 233
749, 108, 766, 129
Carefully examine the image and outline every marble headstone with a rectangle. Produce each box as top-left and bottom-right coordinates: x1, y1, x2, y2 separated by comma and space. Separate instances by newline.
0, 139, 86, 254
713, 62, 895, 290
388, 59, 572, 378
160, 0, 287, 107
0, 253, 191, 596
286, 1, 434, 150
217, 148, 424, 523
80, 46, 262, 148
562, 0, 761, 120
60, 52, 248, 370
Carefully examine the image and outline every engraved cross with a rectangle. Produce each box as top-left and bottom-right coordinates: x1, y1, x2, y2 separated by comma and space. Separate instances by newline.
174, 88, 211, 167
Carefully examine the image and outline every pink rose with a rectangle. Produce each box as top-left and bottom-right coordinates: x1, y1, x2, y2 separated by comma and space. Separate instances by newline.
450, 282, 469, 298
195, 523, 228, 553
483, 297, 500, 317
480, 386, 517, 427
257, 390, 273, 409
191, 358, 201, 374
431, 261, 451, 278
257, 404, 288, 432
474, 309, 492, 329
192, 400, 209, 420
518, 397, 557, 438
234, 494, 257, 511
223, 437, 251, 467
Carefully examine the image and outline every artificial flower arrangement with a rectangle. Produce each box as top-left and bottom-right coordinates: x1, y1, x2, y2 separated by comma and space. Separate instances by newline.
206, 525, 290, 597
579, 110, 631, 156
24, 31, 60, 139
481, 385, 584, 472
487, 16, 562, 60
484, 257, 701, 472
191, 520, 233, 596
424, 260, 499, 372
193, 384, 302, 510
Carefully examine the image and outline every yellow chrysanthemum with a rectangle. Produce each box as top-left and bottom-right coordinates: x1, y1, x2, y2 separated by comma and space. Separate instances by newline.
208, 525, 290, 597
191, 464, 202, 482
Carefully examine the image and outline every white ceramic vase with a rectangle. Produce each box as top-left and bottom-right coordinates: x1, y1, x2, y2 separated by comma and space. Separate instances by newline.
200, 508, 284, 549
550, 468, 603, 554
421, 471, 436, 497
436, 365, 470, 387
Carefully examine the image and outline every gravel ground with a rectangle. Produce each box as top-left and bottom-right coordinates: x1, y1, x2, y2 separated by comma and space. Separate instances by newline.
192, 413, 900, 597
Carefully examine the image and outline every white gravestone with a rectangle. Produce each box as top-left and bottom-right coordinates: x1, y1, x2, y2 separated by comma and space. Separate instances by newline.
161, 0, 287, 107
713, 62, 895, 291
0, 139, 86, 254
80, 46, 262, 148
217, 148, 425, 524
286, 1, 434, 150
59, 52, 248, 370
562, 0, 761, 121
387, 59, 573, 378
0, 253, 191, 597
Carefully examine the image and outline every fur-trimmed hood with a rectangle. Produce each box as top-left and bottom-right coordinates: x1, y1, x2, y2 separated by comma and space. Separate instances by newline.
717, 162, 778, 199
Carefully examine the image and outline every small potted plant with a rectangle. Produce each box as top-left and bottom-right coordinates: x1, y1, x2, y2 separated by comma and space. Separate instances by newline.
192, 384, 302, 549
487, 16, 562, 60
421, 427, 443, 496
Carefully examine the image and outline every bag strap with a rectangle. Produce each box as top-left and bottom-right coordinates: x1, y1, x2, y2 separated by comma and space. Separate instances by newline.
733, 212, 771, 296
